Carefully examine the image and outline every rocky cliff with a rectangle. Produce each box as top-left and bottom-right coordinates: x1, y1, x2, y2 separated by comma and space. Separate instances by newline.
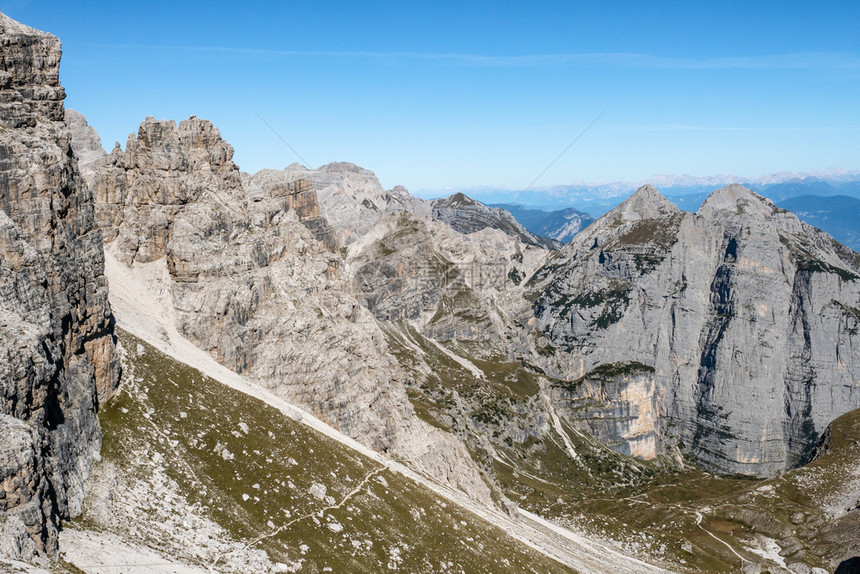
64, 109, 105, 178
269, 162, 430, 246
0, 12, 118, 561
85, 117, 492, 503
347, 209, 549, 344
526, 184, 860, 476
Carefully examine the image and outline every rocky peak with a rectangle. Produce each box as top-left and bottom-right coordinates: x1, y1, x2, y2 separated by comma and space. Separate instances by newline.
272, 161, 430, 245
0, 12, 64, 127
698, 183, 779, 220
123, 116, 238, 178
431, 193, 560, 250
321, 161, 364, 175
528, 180, 860, 477
64, 109, 105, 180
610, 184, 679, 223
432, 192, 481, 209
389, 185, 411, 201
92, 115, 244, 262
242, 169, 338, 250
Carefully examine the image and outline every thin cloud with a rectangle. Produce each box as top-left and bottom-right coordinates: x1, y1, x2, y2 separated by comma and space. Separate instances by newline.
85, 44, 860, 70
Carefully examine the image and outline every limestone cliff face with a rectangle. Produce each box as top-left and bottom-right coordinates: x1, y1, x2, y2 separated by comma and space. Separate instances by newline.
92, 115, 243, 263
270, 162, 431, 246
242, 169, 337, 250
0, 13, 119, 561
527, 184, 860, 476
87, 118, 493, 503
64, 109, 105, 178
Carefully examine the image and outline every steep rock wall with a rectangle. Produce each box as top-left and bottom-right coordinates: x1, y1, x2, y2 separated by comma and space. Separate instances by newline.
527, 184, 860, 477
86, 117, 493, 504
0, 12, 119, 561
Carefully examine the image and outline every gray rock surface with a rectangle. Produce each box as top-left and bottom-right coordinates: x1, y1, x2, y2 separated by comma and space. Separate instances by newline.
268, 163, 557, 255
432, 193, 562, 250
0, 12, 119, 561
347, 210, 549, 344
64, 108, 105, 178
86, 117, 493, 503
270, 162, 431, 246
526, 184, 860, 476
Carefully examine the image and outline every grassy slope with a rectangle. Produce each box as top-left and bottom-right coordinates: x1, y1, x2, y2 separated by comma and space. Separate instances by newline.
68, 329, 575, 574
384, 320, 860, 573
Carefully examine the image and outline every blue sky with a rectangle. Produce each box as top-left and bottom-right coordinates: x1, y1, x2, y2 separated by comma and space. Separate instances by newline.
4, 1, 860, 191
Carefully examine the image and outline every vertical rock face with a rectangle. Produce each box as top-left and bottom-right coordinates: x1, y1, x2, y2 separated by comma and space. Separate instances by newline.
64, 108, 105, 178
242, 170, 338, 250
346, 210, 549, 344
88, 117, 493, 503
527, 184, 860, 477
92, 115, 243, 263
274, 161, 432, 246
0, 12, 119, 561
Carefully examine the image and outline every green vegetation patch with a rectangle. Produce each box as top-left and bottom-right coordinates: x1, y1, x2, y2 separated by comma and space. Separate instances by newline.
610, 216, 682, 252
90, 329, 575, 574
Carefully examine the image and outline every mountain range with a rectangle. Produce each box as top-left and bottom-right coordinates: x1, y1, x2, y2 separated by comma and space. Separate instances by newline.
477, 178, 860, 251
2, 12, 859, 574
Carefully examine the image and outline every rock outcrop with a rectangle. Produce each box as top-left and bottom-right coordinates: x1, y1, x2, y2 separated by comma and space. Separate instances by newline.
432, 193, 562, 250
526, 184, 860, 476
64, 108, 105, 179
85, 117, 493, 503
242, 169, 338, 250
347, 210, 549, 344
0, 12, 119, 561
270, 162, 430, 246
92, 115, 244, 263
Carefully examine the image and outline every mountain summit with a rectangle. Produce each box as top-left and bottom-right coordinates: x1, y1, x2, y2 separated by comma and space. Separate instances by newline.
527, 184, 860, 476
613, 184, 679, 222
698, 182, 781, 220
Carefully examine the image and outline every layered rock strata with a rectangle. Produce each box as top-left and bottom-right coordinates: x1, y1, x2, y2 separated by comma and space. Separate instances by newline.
527, 184, 860, 476
431, 193, 562, 250
86, 116, 492, 502
0, 12, 118, 561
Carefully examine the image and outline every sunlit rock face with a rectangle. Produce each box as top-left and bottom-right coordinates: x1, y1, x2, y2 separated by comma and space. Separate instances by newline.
84, 112, 495, 505
527, 184, 860, 477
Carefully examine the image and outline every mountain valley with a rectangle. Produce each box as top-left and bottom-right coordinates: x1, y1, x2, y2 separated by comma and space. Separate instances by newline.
2, 11, 860, 574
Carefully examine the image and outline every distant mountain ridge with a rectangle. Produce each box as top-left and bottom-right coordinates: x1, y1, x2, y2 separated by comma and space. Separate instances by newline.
779, 195, 860, 251
417, 169, 860, 208
472, 175, 860, 250
490, 203, 595, 244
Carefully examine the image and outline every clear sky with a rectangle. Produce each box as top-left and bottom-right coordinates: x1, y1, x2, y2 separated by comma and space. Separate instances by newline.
4, 1, 860, 191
